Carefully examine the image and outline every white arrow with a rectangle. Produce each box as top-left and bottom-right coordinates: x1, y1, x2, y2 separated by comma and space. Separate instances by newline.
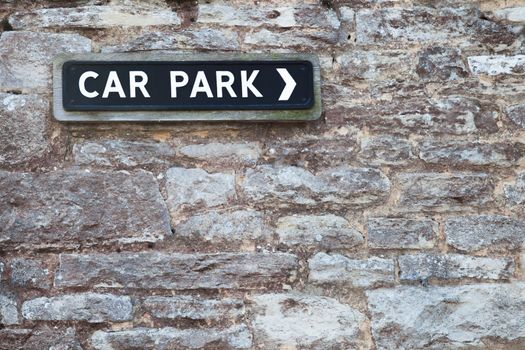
276, 68, 296, 101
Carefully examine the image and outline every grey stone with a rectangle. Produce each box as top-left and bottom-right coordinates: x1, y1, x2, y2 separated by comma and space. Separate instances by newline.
419, 140, 525, 166
10, 259, 51, 289
336, 50, 416, 81
308, 252, 395, 288
9, 5, 181, 29
399, 253, 515, 281
0, 31, 91, 90
101, 29, 240, 53
494, 6, 525, 22
251, 293, 367, 349
368, 218, 437, 250
0, 93, 49, 166
22, 293, 133, 323
178, 142, 261, 165
243, 165, 390, 208
367, 283, 525, 349
276, 214, 364, 250
91, 325, 252, 350
468, 55, 525, 76
174, 210, 269, 246
55, 252, 298, 290
445, 215, 525, 253
143, 296, 244, 321
0, 170, 170, 250
73, 140, 176, 168
165, 167, 236, 216
360, 135, 414, 165
0, 327, 82, 350
416, 46, 468, 81
505, 172, 525, 206
244, 29, 340, 49
0, 291, 18, 325
506, 103, 525, 128
397, 172, 493, 212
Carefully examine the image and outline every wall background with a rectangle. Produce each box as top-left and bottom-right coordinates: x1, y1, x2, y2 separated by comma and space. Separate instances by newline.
1, 0, 525, 349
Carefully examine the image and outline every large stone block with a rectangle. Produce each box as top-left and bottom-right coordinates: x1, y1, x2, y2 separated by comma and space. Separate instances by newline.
55, 252, 298, 289
143, 296, 244, 321
0, 31, 91, 90
251, 293, 367, 349
505, 172, 525, 206
367, 218, 437, 250
359, 135, 414, 165
468, 55, 525, 76
367, 283, 525, 349
10, 258, 51, 289
0, 291, 18, 325
0, 327, 82, 350
244, 28, 340, 50
0, 170, 170, 250
0, 93, 49, 166
416, 46, 468, 81
178, 142, 261, 165
505, 103, 525, 128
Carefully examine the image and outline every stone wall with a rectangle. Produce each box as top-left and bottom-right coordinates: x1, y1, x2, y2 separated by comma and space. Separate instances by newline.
1, 0, 525, 349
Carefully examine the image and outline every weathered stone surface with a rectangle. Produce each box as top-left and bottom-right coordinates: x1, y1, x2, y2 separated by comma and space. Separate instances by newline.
416, 46, 469, 81
0, 291, 18, 325
468, 55, 525, 76
505, 172, 525, 206
251, 293, 367, 349
419, 140, 524, 166
368, 218, 437, 250
309, 252, 395, 288
494, 7, 525, 23
397, 172, 493, 212
0, 170, 170, 249
336, 50, 416, 81
143, 296, 244, 321
360, 135, 414, 165
91, 325, 252, 350
243, 165, 390, 208
9, 6, 181, 29
244, 28, 340, 49
0, 93, 49, 166
22, 293, 133, 323
445, 215, 525, 252
165, 167, 236, 215
356, 8, 520, 45
0, 327, 82, 350
178, 142, 261, 165
10, 259, 51, 289
276, 214, 364, 250
399, 253, 514, 281
56, 252, 298, 289
0, 31, 91, 90
102, 29, 240, 52
506, 103, 525, 128
367, 283, 525, 349
74, 140, 176, 168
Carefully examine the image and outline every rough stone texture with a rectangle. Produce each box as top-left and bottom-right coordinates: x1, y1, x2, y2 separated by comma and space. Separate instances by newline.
251, 293, 367, 349
468, 55, 525, 75
165, 167, 236, 216
505, 103, 525, 128
0, 291, 18, 325
0, 170, 170, 249
308, 252, 395, 288
399, 253, 515, 281
244, 28, 340, 49
336, 50, 416, 81
368, 218, 437, 250
102, 29, 240, 52
0, 31, 91, 90
419, 140, 525, 166
445, 215, 525, 253
22, 293, 133, 323
367, 283, 525, 349
142, 296, 244, 321
276, 214, 364, 250
0, 93, 49, 166
9, 6, 181, 29
243, 165, 390, 208
416, 46, 469, 81
397, 172, 493, 212
0, 327, 82, 350
74, 140, 176, 168
56, 252, 298, 289
173, 210, 269, 247
91, 325, 252, 350
505, 172, 525, 206
494, 7, 525, 23
178, 142, 261, 165
10, 259, 51, 289
359, 135, 414, 165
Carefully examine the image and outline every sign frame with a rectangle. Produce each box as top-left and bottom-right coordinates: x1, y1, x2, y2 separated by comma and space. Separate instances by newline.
53, 52, 322, 122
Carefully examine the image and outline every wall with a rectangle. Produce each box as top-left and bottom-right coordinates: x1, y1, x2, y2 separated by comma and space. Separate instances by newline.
1, 0, 525, 349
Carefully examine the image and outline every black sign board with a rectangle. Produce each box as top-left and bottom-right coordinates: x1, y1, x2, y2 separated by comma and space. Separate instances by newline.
62, 60, 314, 111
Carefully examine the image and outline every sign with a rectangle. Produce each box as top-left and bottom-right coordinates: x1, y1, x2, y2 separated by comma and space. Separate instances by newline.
53, 53, 321, 122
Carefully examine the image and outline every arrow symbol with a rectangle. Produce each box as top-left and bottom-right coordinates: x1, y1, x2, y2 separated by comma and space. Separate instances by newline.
276, 68, 296, 101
